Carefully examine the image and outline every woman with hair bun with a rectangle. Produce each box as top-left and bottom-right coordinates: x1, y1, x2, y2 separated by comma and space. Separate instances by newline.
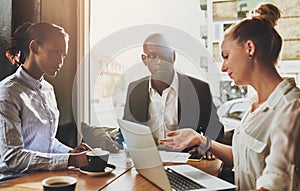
159, 3, 300, 191
0, 22, 89, 180
4, 22, 32, 76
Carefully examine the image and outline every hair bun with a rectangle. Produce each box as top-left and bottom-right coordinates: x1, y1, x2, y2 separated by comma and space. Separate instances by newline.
10, 22, 33, 54
254, 3, 281, 27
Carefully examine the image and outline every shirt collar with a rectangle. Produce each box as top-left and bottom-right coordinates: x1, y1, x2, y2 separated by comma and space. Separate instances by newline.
16, 66, 44, 90
250, 78, 297, 110
148, 71, 179, 94
267, 78, 297, 108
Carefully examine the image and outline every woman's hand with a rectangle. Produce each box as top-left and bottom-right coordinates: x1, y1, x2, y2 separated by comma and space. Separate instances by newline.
202, 150, 215, 160
158, 129, 204, 151
188, 144, 215, 160
69, 143, 92, 153
68, 152, 88, 168
249, 188, 270, 191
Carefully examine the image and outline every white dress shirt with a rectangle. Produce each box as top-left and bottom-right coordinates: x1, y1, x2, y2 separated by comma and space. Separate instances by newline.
0, 66, 71, 176
233, 78, 300, 191
148, 72, 179, 140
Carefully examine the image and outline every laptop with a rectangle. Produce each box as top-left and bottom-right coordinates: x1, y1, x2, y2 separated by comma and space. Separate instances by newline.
117, 119, 236, 191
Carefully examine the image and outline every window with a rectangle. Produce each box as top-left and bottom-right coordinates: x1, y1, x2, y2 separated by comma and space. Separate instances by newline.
76, 0, 219, 129
227, 101, 250, 120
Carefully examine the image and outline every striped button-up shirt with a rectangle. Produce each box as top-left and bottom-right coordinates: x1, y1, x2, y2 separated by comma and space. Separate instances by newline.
0, 66, 71, 176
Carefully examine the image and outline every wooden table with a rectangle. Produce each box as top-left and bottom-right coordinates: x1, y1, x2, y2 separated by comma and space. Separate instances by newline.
0, 151, 132, 191
0, 152, 223, 191
0, 167, 129, 191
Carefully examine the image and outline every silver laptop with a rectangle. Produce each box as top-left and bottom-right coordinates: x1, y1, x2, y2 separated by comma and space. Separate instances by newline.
117, 119, 236, 191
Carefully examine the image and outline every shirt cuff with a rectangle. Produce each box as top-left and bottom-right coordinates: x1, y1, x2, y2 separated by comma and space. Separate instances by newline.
50, 154, 69, 170
257, 173, 290, 191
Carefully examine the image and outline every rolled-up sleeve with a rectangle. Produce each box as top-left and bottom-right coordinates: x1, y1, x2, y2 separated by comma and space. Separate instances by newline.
256, 101, 300, 191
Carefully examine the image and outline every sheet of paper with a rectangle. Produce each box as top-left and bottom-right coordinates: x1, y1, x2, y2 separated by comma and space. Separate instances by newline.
108, 151, 134, 169
159, 151, 190, 163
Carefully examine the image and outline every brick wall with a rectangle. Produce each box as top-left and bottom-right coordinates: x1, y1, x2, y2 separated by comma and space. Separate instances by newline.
212, 0, 300, 60
213, 1, 238, 20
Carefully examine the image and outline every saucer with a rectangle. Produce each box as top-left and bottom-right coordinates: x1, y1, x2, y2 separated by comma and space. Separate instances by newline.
79, 164, 116, 176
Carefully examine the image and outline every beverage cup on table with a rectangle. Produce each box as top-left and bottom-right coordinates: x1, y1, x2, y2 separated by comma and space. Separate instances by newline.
42, 176, 77, 191
85, 148, 110, 172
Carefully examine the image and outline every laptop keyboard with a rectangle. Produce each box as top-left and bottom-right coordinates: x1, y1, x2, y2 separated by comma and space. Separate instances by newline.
165, 168, 205, 191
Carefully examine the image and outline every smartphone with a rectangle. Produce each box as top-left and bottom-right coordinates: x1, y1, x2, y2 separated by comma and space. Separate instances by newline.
188, 152, 202, 162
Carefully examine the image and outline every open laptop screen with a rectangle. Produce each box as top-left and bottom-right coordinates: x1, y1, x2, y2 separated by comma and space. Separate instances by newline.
117, 119, 236, 191
117, 119, 172, 190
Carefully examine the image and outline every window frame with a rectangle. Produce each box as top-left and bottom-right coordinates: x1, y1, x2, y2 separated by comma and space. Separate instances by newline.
76, 0, 91, 143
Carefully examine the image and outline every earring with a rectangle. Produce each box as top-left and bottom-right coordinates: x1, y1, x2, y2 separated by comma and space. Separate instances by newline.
249, 54, 253, 59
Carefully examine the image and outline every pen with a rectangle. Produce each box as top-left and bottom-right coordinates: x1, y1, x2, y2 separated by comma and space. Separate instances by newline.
105, 132, 115, 143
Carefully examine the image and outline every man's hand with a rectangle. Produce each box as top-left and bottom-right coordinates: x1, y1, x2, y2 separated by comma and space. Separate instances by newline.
158, 129, 204, 151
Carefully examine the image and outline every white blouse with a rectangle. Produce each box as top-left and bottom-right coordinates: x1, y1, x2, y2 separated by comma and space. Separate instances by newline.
233, 78, 300, 191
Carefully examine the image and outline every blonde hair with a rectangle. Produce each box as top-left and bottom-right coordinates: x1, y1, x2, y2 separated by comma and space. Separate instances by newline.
225, 3, 282, 65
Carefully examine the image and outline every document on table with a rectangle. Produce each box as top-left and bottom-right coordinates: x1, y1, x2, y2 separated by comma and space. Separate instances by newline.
159, 151, 190, 163
108, 151, 134, 169
107, 150, 190, 167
